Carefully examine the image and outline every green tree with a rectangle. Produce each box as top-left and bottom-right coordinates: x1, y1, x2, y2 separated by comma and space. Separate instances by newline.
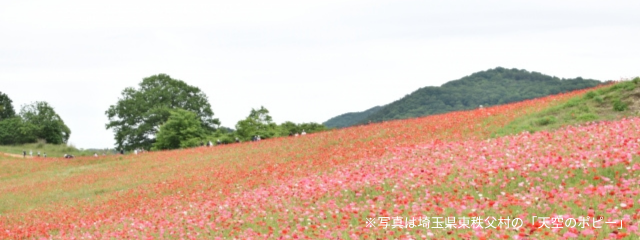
105, 74, 219, 151
278, 121, 299, 136
0, 91, 16, 121
152, 109, 206, 150
19, 101, 71, 144
235, 106, 278, 141
0, 117, 30, 145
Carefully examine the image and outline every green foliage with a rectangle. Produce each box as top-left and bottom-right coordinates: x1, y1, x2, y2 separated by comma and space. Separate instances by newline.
323, 106, 382, 128
0, 117, 31, 145
612, 99, 628, 111
279, 121, 327, 135
534, 116, 556, 126
325, 67, 602, 127
0, 91, 16, 121
152, 109, 206, 150
494, 81, 638, 137
577, 113, 599, 121
235, 106, 278, 141
594, 96, 604, 104
19, 102, 71, 144
583, 91, 597, 99
105, 74, 219, 151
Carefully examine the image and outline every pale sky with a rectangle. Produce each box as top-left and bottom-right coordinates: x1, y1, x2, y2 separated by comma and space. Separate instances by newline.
1, 0, 639, 149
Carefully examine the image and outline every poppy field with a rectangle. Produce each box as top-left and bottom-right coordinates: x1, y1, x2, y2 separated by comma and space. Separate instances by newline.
1, 86, 639, 239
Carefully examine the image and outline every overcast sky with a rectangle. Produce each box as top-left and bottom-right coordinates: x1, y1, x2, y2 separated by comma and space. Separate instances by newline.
1, 0, 639, 149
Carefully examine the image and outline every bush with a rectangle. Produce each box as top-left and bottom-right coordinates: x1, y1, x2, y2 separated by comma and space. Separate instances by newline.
578, 113, 599, 121
621, 81, 636, 91
613, 99, 628, 111
563, 98, 581, 108
594, 96, 605, 104
583, 91, 597, 99
633, 77, 640, 85
535, 116, 557, 126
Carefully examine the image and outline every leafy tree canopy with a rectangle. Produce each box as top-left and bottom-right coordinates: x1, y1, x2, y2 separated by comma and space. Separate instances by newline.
152, 109, 206, 150
0, 91, 16, 121
19, 101, 71, 144
235, 106, 278, 141
105, 74, 219, 151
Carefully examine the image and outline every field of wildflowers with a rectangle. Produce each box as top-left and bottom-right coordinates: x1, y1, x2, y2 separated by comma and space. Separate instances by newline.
1, 86, 638, 239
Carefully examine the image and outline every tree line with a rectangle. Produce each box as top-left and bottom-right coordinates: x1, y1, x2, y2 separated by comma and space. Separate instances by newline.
105, 74, 327, 151
1, 74, 327, 151
0, 92, 70, 145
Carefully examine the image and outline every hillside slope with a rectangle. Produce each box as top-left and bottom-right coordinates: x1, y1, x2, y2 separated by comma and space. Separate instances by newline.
495, 78, 640, 136
325, 67, 602, 127
4, 83, 640, 239
322, 106, 382, 128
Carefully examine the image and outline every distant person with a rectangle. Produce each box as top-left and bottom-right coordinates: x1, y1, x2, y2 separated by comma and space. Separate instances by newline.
479, 105, 483, 109
289, 132, 293, 137
29, 150, 32, 157
134, 149, 138, 155
301, 130, 306, 136
200, 141, 204, 147
23, 150, 26, 158
120, 149, 124, 155
216, 139, 221, 145
43, 152, 46, 158
94, 153, 98, 157
235, 137, 240, 143
37, 151, 40, 157
295, 133, 299, 137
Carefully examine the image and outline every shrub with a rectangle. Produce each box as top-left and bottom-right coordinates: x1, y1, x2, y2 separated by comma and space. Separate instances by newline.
584, 91, 597, 99
613, 99, 628, 111
622, 81, 637, 91
563, 98, 581, 108
594, 96, 605, 104
578, 113, 598, 121
535, 116, 556, 126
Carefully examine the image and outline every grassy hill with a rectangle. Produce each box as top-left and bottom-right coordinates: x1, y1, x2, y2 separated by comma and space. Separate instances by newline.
494, 78, 640, 136
1, 82, 639, 239
325, 67, 602, 128
0, 142, 111, 158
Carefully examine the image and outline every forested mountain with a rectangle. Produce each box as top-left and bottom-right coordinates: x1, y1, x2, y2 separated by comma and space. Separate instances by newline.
323, 106, 382, 128
324, 67, 602, 128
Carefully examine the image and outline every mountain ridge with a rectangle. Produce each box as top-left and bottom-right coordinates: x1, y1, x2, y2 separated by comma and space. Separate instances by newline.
324, 67, 602, 128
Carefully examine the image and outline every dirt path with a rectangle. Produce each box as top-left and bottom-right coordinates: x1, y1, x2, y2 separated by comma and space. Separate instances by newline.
1, 152, 32, 158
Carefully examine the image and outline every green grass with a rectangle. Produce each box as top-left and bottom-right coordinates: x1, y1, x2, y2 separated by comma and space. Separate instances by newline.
0, 142, 111, 158
493, 78, 640, 137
